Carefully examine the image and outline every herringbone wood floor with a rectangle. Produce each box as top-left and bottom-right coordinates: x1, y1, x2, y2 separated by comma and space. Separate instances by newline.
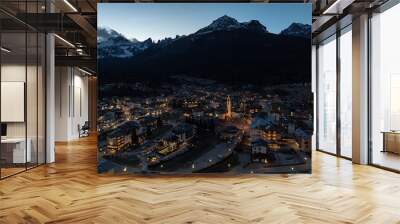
1, 136, 400, 224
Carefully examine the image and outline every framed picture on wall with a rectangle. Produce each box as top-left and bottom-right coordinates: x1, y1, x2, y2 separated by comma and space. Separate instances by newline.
1, 81, 25, 123
97, 3, 313, 174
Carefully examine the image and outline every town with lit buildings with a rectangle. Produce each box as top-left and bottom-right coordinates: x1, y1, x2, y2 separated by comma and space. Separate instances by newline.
97, 76, 313, 174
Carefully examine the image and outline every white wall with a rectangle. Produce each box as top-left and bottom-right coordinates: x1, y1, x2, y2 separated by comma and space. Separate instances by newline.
55, 66, 70, 141
55, 66, 89, 141
72, 73, 89, 138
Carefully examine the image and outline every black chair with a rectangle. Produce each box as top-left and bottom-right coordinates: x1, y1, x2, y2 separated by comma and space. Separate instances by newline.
79, 121, 90, 138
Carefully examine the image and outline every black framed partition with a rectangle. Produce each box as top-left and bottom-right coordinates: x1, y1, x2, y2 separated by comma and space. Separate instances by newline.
0, 0, 47, 179
338, 25, 353, 159
315, 23, 353, 160
315, 0, 400, 172
368, 0, 400, 172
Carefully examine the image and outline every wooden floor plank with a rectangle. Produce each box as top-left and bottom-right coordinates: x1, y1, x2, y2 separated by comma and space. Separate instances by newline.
0, 135, 399, 224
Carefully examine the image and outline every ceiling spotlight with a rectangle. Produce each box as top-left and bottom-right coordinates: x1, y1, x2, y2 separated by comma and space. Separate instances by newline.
1, 47, 11, 53
63, 0, 78, 12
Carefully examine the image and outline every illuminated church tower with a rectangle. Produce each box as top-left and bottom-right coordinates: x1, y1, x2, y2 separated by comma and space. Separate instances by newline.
226, 95, 232, 119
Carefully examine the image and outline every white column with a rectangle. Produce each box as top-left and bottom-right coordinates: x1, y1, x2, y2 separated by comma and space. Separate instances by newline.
55, 67, 73, 141
352, 14, 369, 164
46, 32, 55, 163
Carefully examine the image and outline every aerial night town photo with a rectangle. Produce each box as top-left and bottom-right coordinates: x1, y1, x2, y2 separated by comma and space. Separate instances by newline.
97, 3, 313, 174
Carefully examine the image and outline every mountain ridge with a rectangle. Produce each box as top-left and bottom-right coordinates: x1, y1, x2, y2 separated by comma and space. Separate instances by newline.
98, 15, 310, 59
99, 16, 311, 86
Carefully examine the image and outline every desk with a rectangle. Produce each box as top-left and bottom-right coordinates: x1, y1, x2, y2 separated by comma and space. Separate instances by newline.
382, 131, 400, 154
1, 138, 31, 164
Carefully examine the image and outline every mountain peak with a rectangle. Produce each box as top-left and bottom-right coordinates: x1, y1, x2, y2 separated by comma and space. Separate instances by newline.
280, 23, 311, 38
98, 27, 123, 43
196, 15, 268, 34
143, 38, 153, 45
98, 27, 154, 58
217, 15, 235, 21
209, 15, 240, 29
131, 38, 139, 43
195, 15, 240, 34
242, 20, 268, 32
291, 22, 304, 26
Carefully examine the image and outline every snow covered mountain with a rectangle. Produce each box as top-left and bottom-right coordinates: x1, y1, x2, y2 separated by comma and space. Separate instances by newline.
97, 27, 122, 43
279, 23, 311, 39
98, 27, 153, 58
99, 16, 311, 85
98, 17, 310, 58
195, 15, 268, 35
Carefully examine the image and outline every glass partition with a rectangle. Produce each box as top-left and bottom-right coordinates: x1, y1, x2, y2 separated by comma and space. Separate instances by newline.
0, 1, 46, 179
27, 31, 38, 169
1, 31, 28, 177
370, 3, 400, 171
339, 26, 352, 158
317, 35, 337, 154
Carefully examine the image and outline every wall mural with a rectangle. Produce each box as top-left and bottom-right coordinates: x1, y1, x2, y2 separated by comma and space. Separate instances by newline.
97, 3, 313, 174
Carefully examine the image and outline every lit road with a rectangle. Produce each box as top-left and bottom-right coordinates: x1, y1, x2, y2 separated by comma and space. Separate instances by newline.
174, 133, 243, 173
